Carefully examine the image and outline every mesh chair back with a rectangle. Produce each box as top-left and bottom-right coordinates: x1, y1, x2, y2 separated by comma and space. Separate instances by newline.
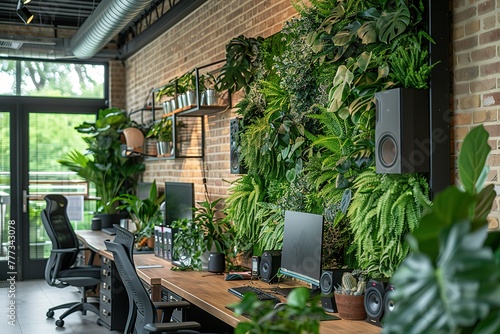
112, 224, 136, 334
41, 195, 80, 284
105, 240, 157, 334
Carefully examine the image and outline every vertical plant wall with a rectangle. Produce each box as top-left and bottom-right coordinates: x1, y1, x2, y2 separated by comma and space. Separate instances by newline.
224, 0, 433, 278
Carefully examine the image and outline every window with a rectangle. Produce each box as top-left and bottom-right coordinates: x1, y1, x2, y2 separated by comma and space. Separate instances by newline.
0, 59, 106, 98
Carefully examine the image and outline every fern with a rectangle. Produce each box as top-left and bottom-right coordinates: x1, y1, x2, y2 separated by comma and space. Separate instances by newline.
347, 169, 430, 278
224, 175, 266, 252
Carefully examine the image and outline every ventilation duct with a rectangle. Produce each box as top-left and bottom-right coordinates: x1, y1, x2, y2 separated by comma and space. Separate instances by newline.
70, 0, 151, 59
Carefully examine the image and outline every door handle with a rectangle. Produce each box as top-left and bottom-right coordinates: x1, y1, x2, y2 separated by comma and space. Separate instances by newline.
22, 190, 29, 213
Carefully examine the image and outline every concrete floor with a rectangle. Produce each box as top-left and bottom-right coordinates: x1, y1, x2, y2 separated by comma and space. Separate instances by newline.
0, 279, 121, 334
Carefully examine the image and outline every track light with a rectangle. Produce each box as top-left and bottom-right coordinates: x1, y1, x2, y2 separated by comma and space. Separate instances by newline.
17, 0, 34, 25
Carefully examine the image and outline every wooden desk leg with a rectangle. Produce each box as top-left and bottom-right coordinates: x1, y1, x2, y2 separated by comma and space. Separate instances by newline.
151, 284, 161, 302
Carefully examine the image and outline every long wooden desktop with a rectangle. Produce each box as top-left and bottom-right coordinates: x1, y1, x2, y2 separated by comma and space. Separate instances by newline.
77, 230, 380, 334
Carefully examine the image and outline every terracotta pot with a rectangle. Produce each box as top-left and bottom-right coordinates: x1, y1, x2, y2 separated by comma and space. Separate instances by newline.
334, 292, 367, 320
147, 236, 155, 249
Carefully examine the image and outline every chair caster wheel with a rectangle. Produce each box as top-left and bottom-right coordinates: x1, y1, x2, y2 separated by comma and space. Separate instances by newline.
46, 310, 54, 318
55, 319, 64, 327
97, 318, 103, 326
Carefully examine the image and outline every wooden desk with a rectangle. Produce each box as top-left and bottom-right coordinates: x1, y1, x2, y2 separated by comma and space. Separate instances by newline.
77, 230, 380, 334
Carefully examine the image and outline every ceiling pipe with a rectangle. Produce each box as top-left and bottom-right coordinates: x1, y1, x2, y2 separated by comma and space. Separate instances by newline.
70, 0, 151, 59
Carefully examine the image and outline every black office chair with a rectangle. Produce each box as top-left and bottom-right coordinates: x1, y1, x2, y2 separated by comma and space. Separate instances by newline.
112, 224, 137, 334
41, 194, 101, 327
105, 237, 202, 334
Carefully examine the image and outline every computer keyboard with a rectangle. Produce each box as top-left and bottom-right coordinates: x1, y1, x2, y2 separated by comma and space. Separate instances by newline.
228, 286, 281, 303
101, 227, 116, 235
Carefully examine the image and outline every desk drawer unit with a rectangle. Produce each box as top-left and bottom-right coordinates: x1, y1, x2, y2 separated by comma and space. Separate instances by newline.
161, 287, 185, 322
100, 256, 129, 331
161, 287, 234, 333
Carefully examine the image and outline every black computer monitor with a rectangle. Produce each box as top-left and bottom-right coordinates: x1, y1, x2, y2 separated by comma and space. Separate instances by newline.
278, 210, 325, 295
164, 182, 195, 226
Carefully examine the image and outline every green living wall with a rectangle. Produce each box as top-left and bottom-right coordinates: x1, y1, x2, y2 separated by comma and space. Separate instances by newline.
224, 0, 432, 279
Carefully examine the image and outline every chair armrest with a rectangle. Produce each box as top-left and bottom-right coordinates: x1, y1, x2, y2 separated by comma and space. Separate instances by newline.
153, 301, 191, 310
144, 321, 200, 333
79, 247, 97, 265
154, 300, 192, 322
51, 248, 79, 253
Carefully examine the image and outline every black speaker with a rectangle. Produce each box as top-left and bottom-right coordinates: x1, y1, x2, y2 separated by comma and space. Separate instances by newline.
230, 118, 247, 174
383, 284, 396, 315
259, 250, 281, 283
375, 88, 430, 174
319, 269, 352, 313
364, 279, 388, 327
208, 252, 225, 273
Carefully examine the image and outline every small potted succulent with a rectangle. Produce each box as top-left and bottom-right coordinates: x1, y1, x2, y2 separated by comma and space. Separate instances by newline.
334, 271, 367, 320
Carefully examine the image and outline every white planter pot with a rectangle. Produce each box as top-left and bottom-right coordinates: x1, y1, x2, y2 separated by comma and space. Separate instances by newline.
177, 95, 185, 109
203, 89, 218, 106
163, 100, 172, 114
156, 141, 172, 156
185, 90, 197, 106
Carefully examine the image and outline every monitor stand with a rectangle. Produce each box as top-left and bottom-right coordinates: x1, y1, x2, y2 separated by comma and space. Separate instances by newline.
273, 286, 321, 298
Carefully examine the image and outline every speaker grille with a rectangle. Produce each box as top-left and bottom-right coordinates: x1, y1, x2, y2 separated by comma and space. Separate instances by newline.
379, 134, 398, 168
320, 271, 333, 294
259, 250, 281, 283
383, 285, 396, 314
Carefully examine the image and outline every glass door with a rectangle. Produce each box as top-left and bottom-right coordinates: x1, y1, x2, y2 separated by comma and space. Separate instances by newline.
0, 111, 12, 280
21, 110, 97, 279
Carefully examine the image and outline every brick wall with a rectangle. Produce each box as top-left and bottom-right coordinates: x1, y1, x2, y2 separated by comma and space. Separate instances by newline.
120, 0, 500, 231
123, 0, 298, 202
453, 0, 500, 230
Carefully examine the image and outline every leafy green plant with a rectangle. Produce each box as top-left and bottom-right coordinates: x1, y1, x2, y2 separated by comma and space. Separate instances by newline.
111, 180, 164, 238
231, 287, 326, 334
216, 35, 264, 93
172, 217, 204, 270
172, 198, 235, 271
58, 107, 145, 214
383, 125, 500, 334
156, 82, 176, 102
347, 169, 431, 278
388, 32, 435, 89
224, 174, 266, 253
146, 117, 173, 142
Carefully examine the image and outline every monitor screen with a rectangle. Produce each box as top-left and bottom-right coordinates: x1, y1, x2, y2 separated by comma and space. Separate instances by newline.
280, 210, 324, 288
164, 182, 194, 226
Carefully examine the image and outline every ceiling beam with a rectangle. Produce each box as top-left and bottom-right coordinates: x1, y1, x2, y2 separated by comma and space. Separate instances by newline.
117, 0, 207, 60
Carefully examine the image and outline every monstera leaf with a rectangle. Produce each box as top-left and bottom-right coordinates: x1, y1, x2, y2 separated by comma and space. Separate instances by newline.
358, 21, 377, 44
382, 221, 500, 334
383, 124, 500, 334
376, 0, 410, 43
332, 21, 361, 46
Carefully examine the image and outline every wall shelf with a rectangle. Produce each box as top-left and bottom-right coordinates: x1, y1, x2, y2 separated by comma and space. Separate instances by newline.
151, 59, 231, 118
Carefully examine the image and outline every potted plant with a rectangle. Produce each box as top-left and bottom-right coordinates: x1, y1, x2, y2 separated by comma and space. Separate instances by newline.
156, 83, 177, 114
172, 197, 234, 270
202, 72, 218, 106
146, 117, 173, 157
230, 287, 327, 334
333, 271, 367, 320
58, 108, 145, 226
179, 70, 199, 106
111, 180, 165, 250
